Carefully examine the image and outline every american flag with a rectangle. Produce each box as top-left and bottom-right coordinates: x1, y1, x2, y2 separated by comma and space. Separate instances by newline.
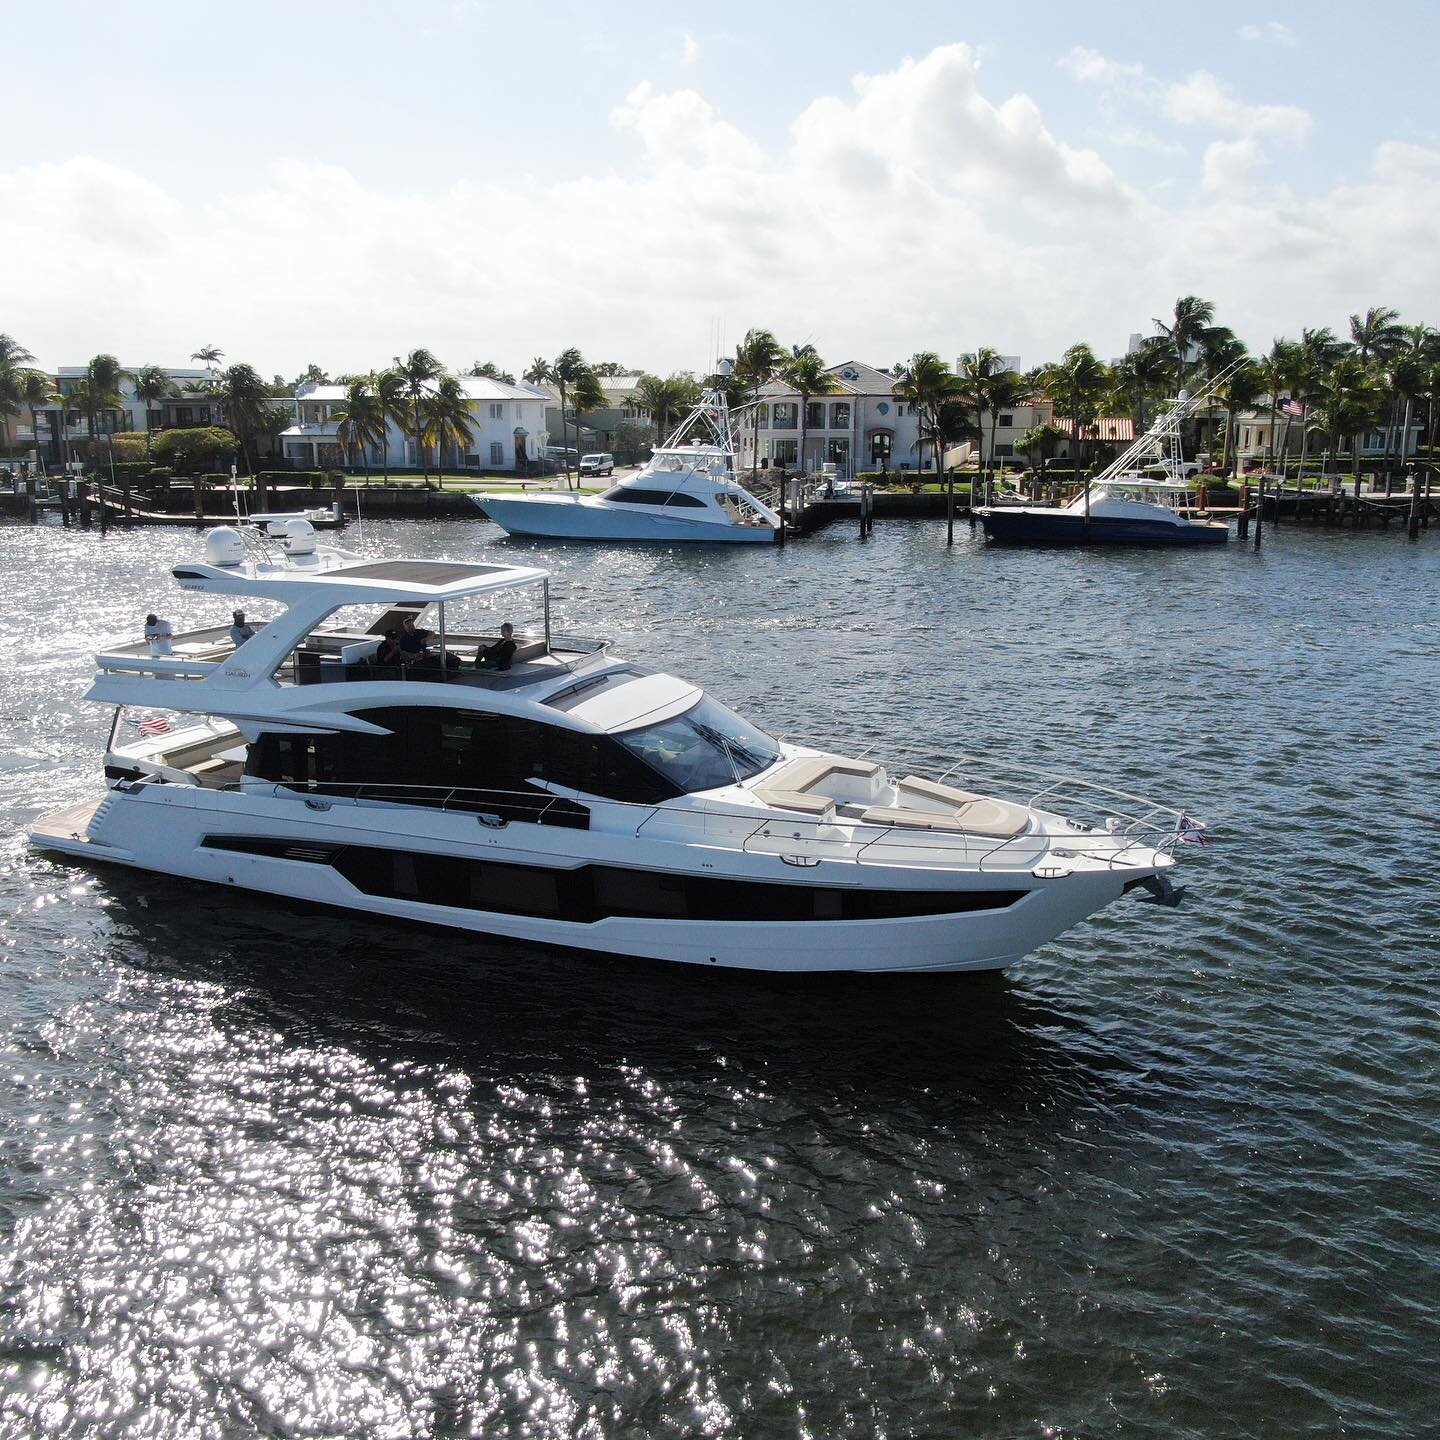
1175, 813, 1210, 846
1281, 398, 1305, 418
127, 713, 173, 737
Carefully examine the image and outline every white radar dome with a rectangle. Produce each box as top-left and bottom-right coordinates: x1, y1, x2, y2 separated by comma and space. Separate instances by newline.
283, 518, 317, 555
1177, 387, 1191, 403
203, 526, 245, 566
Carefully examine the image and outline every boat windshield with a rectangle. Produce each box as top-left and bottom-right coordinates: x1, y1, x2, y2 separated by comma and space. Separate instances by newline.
615, 695, 781, 792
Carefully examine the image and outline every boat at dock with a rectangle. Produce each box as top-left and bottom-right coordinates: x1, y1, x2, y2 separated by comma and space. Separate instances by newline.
27, 521, 1208, 974
977, 370, 1244, 547
472, 362, 781, 544
978, 478, 1230, 546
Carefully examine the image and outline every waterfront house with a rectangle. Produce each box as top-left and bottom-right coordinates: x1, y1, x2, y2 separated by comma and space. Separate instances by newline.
740, 361, 924, 478
543, 374, 652, 463
29, 365, 225, 466
280, 376, 549, 473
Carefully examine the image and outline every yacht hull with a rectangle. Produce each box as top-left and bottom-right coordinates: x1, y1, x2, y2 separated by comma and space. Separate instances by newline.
978, 509, 1229, 546
472, 495, 777, 544
30, 787, 1137, 975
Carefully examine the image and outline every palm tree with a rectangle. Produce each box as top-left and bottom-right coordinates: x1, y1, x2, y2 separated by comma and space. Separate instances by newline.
64, 354, 128, 458
131, 364, 174, 450
371, 369, 406, 482
0, 334, 35, 373
332, 377, 388, 479
633, 374, 682, 447
896, 352, 962, 480
1255, 339, 1303, 473
1309, 356, 1384, 479
191, 345, 224, 376
548, 348, 589, 486
1383, 349, 1428, 473
1211, 361, 1266, 474
213, 362, 274, 474
780, 346, 840, 475
1037, 344, 1111, 510
394, 348, 444, 485
1153, 295, 1217, 387
1291, 327, 1346, 478
1348, 306, 1404, 364
734, 328, 784, 480
16, 369, 59, 466
962, 348, 1028, 480
566, 369, 607, 486
421, 374, 476, 476
523, 356, 551, 385
1107, 338, 1172, 436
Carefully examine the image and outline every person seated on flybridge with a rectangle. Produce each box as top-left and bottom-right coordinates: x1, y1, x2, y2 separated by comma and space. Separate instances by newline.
229, 609, 255, 647
398, 614, 433, 663
475, 622, 517, 671
375, 629, 403, 669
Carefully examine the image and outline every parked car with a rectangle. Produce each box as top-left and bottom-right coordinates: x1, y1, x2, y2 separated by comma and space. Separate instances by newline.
579, 452, 614, 476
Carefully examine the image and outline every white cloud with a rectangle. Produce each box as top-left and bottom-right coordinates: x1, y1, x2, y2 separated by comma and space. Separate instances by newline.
1239, 21, 1297, 45
1059, 46, 1310, 192
680, 31, 700, 64
0, 45, 1434, 379
1162, 70, 1310, 146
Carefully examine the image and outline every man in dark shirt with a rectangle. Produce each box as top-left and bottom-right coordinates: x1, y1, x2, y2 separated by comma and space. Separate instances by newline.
376, 629, 403, 668
475, 622, 517, 671
398, 614, 433, 662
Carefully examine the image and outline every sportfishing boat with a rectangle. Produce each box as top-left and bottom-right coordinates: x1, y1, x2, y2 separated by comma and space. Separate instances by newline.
977, 478, 1229, 546
977, 370, 1242, 547
472, 361, 781, 544
28, 522, 1207, 973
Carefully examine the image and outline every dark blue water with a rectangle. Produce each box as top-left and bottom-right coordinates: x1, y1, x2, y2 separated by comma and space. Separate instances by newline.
1, 514, 1437, 1438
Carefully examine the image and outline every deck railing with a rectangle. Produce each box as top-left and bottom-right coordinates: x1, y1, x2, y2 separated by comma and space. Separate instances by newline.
209, 767, 1197, 875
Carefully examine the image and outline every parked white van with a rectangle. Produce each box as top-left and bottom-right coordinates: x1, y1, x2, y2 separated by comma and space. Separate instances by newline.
579, 452, 615, 476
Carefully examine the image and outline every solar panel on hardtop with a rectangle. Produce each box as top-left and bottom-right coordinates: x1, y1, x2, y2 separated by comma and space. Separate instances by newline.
329, 560, 513, 585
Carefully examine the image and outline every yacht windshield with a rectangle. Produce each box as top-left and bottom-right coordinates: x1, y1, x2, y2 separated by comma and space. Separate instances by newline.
615, 695, 781, 792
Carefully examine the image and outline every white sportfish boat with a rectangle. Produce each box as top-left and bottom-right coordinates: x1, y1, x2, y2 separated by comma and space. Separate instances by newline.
473, 362, 780, 544
978, 369, 1243, 547
29, 522, 1205, 973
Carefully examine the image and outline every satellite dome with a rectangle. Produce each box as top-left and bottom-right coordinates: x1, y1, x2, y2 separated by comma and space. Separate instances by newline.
203, 526, 244, 566
283, 518, 316, 555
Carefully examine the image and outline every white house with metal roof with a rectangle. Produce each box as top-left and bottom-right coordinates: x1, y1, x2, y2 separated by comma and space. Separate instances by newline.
280, 376, 550, 473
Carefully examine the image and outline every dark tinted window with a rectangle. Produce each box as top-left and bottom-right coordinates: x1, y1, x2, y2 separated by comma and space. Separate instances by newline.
599, 487, 707, 508
246, 707, 679, 806
202, 836, 1027, 923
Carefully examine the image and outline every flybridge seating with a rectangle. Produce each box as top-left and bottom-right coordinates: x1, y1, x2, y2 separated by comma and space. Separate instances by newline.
91, 531, 610, 691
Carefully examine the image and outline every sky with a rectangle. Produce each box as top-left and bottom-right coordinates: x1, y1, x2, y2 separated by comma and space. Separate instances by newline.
3, 0, 1437, 379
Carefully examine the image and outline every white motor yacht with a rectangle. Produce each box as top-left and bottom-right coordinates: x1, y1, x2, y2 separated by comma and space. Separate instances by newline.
29, 522, 1206, 974
473, 362, 781, 544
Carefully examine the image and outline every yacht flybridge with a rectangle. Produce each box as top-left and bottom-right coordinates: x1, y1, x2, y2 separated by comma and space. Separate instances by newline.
29, 523, 1207, 974
473, 362, 781, 544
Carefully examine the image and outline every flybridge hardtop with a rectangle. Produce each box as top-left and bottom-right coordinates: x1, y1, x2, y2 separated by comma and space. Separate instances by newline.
31, 526, 1209, 975
473, 364, 782, 544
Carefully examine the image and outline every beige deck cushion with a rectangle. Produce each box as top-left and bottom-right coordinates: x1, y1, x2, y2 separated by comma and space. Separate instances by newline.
878, 775, 1033, 839
898, 775, 984, 806
860, 805, 967, 831
755, 789, 837, 818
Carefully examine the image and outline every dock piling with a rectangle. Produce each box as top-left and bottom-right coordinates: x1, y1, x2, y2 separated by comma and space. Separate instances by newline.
945, 468, 955, 547
1237, 481, 1249, 540
1253, 475, 1264, 549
